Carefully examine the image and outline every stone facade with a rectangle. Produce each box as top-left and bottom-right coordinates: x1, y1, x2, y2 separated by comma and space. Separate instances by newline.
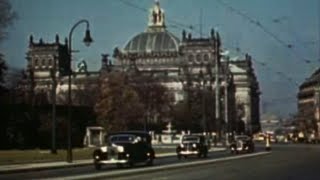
229, 55, 261, 133
297, 68, 320, 135
26, 34, 99, 107
25, 1, 260, 134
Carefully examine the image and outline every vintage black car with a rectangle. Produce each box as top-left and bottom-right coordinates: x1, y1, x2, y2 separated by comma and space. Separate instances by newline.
229, 135, 255, 154
92, 131, 155, 170
176, 134, 209, 159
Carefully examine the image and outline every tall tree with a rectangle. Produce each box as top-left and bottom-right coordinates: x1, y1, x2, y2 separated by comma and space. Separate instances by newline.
130, 75, 173, 131
0, 0, 16, 93
0, 53, 7, 92
94, 72, 144, 133
0, 0, 16, 42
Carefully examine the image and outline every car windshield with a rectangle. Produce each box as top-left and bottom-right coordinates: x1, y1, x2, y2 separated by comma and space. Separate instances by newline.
109, 135, 136, 144
236, 136, 249, 141
182, 136, 199, 143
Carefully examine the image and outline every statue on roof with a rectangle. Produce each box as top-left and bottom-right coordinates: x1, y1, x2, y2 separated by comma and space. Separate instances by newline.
148, 0, 165, 27
77, 60, 88, 73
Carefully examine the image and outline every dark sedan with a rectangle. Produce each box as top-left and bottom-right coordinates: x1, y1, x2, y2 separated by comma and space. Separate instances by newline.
92, 131, 155, 170
176, 134, 209, 159
229, 135, 255, 154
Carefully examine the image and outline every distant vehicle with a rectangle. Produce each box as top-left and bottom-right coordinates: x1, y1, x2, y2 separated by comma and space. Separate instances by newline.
253, 133, 265, 142
176, 134, 209, 159
229, 135, 255, 154
92, 131, 155, 170
269, 133, 277, 143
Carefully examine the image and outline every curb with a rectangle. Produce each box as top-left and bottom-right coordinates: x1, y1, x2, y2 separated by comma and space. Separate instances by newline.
52, 151, 271, 180
0, 148, 226, 174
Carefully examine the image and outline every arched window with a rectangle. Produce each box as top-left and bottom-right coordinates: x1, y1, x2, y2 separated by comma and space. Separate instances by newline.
188, 54, 194, 63
196, 54, 201, 63
204, 54, 209, 62
34, 59, 39, 66
48, 59, 53, 66
42, 59, 46, 66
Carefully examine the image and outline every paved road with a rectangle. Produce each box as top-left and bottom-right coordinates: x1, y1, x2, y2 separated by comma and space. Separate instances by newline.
115, 144, 320, 180
0, 148, 229, 180
2, 144, 318, 180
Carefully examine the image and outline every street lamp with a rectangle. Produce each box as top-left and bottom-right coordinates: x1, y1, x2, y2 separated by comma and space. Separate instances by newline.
223, 55, 230, 146
198, 70, 206, 133
214, 32, 221, 142
50, 56, 57, 154
67, 19, 93, 163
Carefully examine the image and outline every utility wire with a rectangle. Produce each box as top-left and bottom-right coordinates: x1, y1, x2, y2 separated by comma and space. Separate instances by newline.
225, 44, 299, 87
272, 17, 318, 62
215, 0, 313, 64
118, 0, 299, 86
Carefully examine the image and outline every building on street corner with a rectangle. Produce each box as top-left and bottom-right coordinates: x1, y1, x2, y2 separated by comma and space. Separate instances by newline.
24, 1, 260, 135
297, 68, 320, 138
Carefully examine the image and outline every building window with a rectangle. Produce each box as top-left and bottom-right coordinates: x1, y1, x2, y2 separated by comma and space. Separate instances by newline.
42, 59, 46, 66
196, 54, 201, 63
204, 54, 209, 62
48, 59, 53, 66
34, 59, 39, 66
188, 54, 194, 63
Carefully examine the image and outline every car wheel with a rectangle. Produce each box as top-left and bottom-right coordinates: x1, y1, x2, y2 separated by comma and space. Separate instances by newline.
251, 147, 255, 153
128, 160, 134, 168
116, 163, 123, 168
203, 149, 208, 158
177, 154, 182, 160
197, 152, 202, 158
184, 155, 188, 159
146, 156, 154, 166
94, 162, 101, 170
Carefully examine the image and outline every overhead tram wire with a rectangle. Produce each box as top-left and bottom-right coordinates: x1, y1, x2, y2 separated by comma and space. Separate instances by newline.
225, 44, 299, 87
215, 0, 313, 65
117, 0, 201, 35
272, 17, 317, 62
118, 0, 299, 87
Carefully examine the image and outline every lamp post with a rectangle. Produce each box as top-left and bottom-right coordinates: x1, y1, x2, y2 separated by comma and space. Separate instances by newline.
199, 70, 206, 133
215, 32, 221, 140
50, 56, 57, 154
223, 55, 230, 146
181, 64, 193, 132
67, 19, 93, 163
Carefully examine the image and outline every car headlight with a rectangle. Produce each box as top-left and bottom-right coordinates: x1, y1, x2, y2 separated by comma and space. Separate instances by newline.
117, 146, 124, 153
101, 146, 107, 153
192, 144, 197, 148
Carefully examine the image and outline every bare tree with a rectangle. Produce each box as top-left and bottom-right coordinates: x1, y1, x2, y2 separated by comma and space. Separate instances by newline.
130, 75, 174, 131
0, 53, 7, 91
0, 0, 16, 94
0, 0, 16, 42
94, 72, 144, 133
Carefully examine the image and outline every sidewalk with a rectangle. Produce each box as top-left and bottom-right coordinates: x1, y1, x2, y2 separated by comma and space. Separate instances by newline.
0, 147, 226, 174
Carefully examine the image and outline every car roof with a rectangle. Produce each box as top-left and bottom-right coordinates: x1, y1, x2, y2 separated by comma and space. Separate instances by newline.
107, 131, 151, 141
235, 135, 250, 139
182, 134, 203, 138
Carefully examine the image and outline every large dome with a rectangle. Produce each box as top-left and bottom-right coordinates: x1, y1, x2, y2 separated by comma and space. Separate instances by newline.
123, 30, 180, 53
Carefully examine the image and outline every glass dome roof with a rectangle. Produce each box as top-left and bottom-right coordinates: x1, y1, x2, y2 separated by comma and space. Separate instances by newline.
123, 30, 180, 53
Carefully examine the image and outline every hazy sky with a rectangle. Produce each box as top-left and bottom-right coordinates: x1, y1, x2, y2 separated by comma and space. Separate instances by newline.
1, 0, 319, 118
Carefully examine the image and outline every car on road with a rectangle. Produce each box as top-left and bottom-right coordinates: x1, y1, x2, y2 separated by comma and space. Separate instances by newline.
92, 131, 155, 170
176, 134, 209, 159
229, 135, 255, 154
